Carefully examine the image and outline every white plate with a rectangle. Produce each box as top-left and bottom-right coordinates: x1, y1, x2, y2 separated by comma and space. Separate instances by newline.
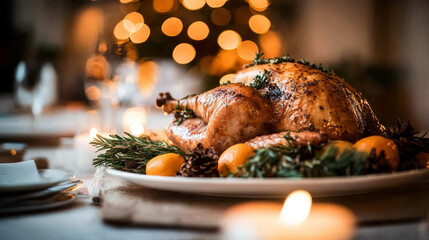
107, 168, 429, 198
0, 169, 73, 192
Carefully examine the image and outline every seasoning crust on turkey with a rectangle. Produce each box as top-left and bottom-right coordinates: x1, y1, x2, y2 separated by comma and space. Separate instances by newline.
156, 61, 384, 153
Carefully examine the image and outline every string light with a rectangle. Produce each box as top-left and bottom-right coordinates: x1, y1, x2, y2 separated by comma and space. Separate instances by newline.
113, 20, 130, 40
249, 0, 269, 12
130, 24, 150, 43
206, 0, 227, 8
237, 40, 259, 61
182, 0, 205, 10
187, 21, 209, 41
172, 43, 196, 64
153, 0, 175, 13
249, 14, 271, 34
218, 30, 242, 50
219, 73, 235, 85
211, 8, 231, 26
123, 12, 144, 33
85, 86, 101, 101
161, 17, 183, 37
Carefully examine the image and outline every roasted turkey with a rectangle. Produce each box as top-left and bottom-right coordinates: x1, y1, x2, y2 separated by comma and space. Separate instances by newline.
156, 61, 384, 153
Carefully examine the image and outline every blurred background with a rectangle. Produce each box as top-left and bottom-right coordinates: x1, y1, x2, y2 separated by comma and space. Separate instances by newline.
0, 0, 428, 136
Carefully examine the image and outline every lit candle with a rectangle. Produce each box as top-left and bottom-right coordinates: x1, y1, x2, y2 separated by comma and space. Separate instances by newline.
221, 190, 355, 240
74, 128, 102, 173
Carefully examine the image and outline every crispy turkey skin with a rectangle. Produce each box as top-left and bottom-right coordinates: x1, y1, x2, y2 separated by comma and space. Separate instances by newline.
157, 62, 384, 153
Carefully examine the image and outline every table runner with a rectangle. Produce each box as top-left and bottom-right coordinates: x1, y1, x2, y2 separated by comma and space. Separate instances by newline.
101, 177, 429, 228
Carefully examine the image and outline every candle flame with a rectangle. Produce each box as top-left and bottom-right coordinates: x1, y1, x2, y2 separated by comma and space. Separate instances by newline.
130, 122, 144, 136
90, 128, 98, 140
280, 190, 312, 225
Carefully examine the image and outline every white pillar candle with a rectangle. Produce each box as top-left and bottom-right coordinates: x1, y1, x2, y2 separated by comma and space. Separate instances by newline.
74, 128, 100, 173
221, 190, 355, 240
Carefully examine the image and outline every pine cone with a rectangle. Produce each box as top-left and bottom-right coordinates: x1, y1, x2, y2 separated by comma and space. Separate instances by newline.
177, 143, 219, 177
361, 148, 392, 174
124, 161, 139, 170
385, 119, 429, 170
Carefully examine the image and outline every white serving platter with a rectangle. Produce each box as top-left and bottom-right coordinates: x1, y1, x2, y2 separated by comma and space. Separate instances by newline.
107, 168, 429, 198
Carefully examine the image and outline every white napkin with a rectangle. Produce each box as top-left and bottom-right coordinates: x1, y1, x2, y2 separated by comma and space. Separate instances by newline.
0, 160, 41, 186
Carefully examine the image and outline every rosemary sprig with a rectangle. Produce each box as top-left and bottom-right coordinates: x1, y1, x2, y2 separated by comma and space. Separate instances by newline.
251, 69, 272, 89
173, 100, 195, 125
232, 134, 369, 178
90, 132, 187, 173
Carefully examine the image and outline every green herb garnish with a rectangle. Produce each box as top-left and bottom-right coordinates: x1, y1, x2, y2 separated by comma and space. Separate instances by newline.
232, 134, 369, 178
251, 69, 272, 89
245, 52, 335, 75
91, 133, 187, 173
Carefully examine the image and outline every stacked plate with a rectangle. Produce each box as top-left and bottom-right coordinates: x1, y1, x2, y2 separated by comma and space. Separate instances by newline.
0, 161, 80, 214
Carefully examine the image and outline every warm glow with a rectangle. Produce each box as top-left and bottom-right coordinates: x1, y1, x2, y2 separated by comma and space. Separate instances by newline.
187, 21, 209, 41
211, 50, 237, 75
161, 17, 183, 37
89, 128, 98, 140
206, 0, 226, 8
249, 0, 269, 12
280, 190, 312, 225
218, 30, 241, 50
182, 0, 205, 10
153, 0, 175, 13
122, 107, 146, 134
259, 31, 282, 58
219, 74, 235, 85
237, 40, 259, 61
123, 12, 144, 33
172, 43, 196, 64
249, 15, 271, 34
10, 149, 17, 156
130, 24, 150, 43
130, 122, 145, 136
119, 0, 138, 3
211, 8, 231, 26
85, 86, 101, 101
137, 60, 159, 97
114, 20, 130, 40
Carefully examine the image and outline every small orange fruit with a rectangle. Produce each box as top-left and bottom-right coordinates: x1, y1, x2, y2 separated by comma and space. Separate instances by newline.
218, 144, 254, 176
146, 153, 185, 176
416, 152, 429, 168
353, 136, 400, 170
323, 140, 353, 159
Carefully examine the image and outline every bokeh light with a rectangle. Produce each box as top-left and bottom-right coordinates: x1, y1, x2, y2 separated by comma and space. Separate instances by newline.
153, 0, 176, 13
161, 17, 183, 37
114, 20, 130, 40
249, 14, 271, 34
219, 73, 236, 85
235, 6, 252, 25
187, 21, 209, 41
123, 12, 144, 33
211, 50, 238, 75
249, 0, 269, 12
119, 0, 138, 3
206, 0, 226, 8
130, 24, 150, 43
172, 43, 196, 64
85, 86, 101, 101
137, 60, 159, 97
182, 0, 205, 10
259, 31, 282, 58
211, 8, 231, 26
218, 30, 242, 50
237, 40, 259, 61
